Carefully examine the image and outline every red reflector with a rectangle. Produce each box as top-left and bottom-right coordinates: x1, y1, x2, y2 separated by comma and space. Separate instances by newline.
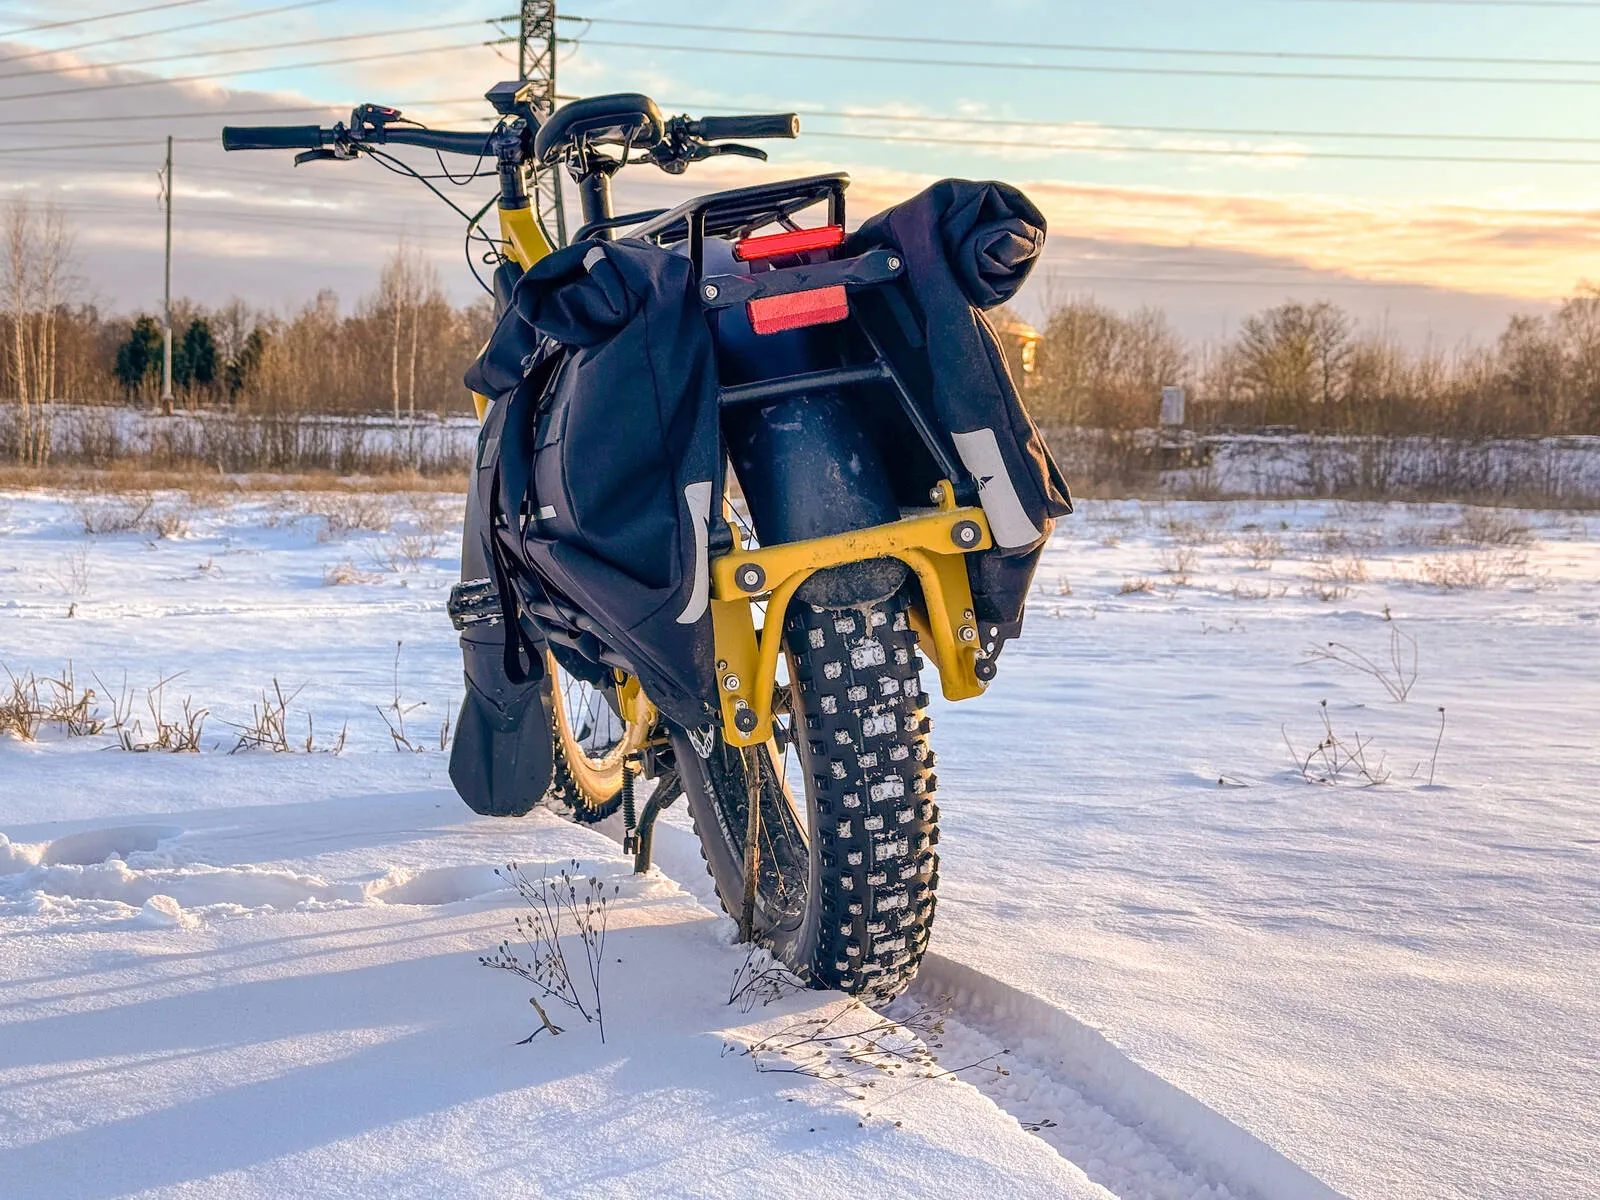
747, 285, 850, 335
734, 225, 845, 261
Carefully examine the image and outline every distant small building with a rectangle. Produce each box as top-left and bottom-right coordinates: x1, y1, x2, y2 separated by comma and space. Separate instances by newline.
992, 316, 1040, 387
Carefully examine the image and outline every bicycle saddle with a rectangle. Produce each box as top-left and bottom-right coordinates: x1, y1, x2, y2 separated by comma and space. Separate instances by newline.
534, 93, 664, 164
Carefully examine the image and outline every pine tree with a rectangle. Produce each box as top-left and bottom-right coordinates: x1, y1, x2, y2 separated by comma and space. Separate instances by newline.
113, 315, 163, 393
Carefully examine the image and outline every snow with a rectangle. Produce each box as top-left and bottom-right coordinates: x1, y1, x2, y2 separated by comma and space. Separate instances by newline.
2, 488, 1597, 1198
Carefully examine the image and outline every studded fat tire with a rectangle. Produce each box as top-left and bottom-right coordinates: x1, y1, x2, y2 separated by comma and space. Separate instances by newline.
546, 713, 626, 825
674, 589, 940, 1004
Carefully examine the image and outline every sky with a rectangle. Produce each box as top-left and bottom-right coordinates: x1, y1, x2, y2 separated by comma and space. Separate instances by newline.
5, 0, 1600, 341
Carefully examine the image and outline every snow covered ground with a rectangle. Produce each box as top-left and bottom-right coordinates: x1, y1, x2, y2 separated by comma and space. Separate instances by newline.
1, 487, 1595, 1198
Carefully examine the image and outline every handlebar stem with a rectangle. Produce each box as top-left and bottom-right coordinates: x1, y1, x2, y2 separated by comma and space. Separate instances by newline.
493, 126, 529, 210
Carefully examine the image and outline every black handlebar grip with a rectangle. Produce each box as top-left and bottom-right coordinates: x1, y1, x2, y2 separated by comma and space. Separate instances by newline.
693, 113, 799, 141
221, 125, 326, 151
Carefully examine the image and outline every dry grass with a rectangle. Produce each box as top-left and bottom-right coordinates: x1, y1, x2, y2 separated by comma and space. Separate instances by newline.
310, 493, 393, 538
1415, 548, 1530, 590
1301, 625, 1419, 701
0, 463, 461, 496
1, 663, 208, 750
72, 493, 192, 539
365, 530, 442, 573
1156, 545, 1198, 585
1448, 509, 1534, 547
1227, 530, 1284, 570
226, 678, 345, 753
1283, 700, 1391, 786
1158, 515, 1225, 545
1229, 580, 1288, 601
1304, 553, 1370, 601
1308, 524, 1385, 555
48, 544, 93, 596
1119, 576, 1157, 595
98, 671, 208, 752
0, 664, 106, 741
323, 559, 380, 586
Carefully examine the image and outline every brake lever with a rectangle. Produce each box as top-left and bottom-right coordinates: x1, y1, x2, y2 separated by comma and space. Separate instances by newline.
295, 123, 360, 166
707, 143, 767, 162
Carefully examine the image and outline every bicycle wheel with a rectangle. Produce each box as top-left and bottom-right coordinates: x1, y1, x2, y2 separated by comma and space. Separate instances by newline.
673, 587, 941, 1002
547, 651, 653, 822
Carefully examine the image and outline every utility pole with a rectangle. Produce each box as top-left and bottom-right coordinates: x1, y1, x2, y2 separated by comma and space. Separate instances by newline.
514, 0, 566, 244
158, 134, 174, 413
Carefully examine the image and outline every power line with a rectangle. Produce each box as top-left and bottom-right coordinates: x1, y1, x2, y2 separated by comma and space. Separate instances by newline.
5, 93, 1598, 152
569, 14, 1600, 70
0, 0, 336, 70
1284, 0, 1600, 7
0, 17, 488, 82
0, 96, 488, 128
0, 0, 216, 38
24, 122, 1599, 170
804, 128, 1600, 167
0, 39, 497, 105
678, 101, 1600, 148
55, 198, 462, 239
568, 37, 1600, 87
0, 135, 210, 153
0, 147, 431, 193
1039, 270, 1470, 291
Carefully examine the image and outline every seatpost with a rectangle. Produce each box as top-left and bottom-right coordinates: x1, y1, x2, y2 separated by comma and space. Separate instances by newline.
572, 147, 619, 240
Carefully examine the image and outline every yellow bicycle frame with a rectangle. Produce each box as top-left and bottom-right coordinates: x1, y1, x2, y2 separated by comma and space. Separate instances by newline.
470, 203, 553, 421
470, 206, 994, 746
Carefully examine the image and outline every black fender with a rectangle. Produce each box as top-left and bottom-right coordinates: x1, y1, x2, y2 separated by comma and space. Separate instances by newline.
448, 464, 555, 817
712, 269, 909, 609
725, 393, 909, 608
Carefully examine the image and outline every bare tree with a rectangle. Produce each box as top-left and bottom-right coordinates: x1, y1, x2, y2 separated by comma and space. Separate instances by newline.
1033, 295, 1187, 428
3, 198, 75, 466
373, 239, 443, 424
1235, 300, 1352, 423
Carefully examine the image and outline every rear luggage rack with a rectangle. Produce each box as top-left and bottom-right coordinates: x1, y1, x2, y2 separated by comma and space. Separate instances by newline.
631, 172, 847, 256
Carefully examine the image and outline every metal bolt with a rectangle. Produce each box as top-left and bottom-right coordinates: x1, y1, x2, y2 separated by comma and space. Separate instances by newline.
963, 609, 974, 621
716, 659, 728, 671
958, 626, 977, 643
703, 283, 719, 300
929, 486, 944, 504
722, 673, 742, 691
733, 703, 759, 734
887, 256, 902, 271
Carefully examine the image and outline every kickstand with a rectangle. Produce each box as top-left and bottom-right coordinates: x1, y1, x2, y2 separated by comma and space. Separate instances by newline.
631, 769, 681, 875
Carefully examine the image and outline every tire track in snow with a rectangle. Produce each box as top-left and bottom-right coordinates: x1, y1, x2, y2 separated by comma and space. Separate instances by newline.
628, 817, 1347, 1200
909, 954, 1348, 1200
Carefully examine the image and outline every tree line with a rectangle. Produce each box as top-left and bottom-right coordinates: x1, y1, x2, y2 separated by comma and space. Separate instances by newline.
1027, 292, 1600, 439
9, 192, 1600, 467
1, 200, 494, 467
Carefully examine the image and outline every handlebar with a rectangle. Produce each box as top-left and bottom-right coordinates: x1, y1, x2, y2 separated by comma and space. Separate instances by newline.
378, 128, 494, 156
689, 114, 798, 142
222, 123, 492, 157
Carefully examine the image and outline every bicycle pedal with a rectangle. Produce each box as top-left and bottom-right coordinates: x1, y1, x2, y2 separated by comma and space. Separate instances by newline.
448, 577, 502, 630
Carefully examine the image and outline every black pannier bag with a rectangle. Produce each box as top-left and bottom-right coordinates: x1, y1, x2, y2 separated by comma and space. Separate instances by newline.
468, 239, 722, 731
843, 178, 1073, 629
459, 177, 1070, 761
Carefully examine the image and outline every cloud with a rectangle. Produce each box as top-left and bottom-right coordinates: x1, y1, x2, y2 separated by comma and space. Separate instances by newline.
0, 47, 1582, 334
